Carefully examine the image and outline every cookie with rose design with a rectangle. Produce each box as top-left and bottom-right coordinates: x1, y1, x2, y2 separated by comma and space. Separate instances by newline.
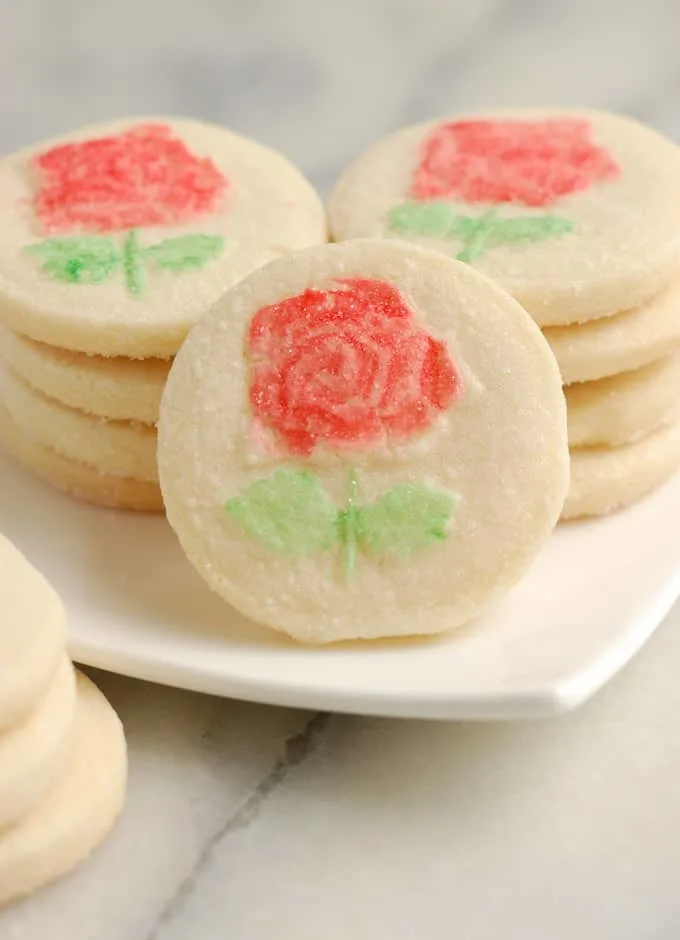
329, 109, 680, 327
0, 118, 326, 358
158, 239, 569, 644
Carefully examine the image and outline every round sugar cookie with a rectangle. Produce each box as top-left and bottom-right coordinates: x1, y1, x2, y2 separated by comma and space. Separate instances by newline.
0, 656, 75, 830
564, 420, 680, 519
0, 671, 127, 907
0, 117, 326, 358
1, 364, 157, 482
158, 239, 569, 644
545, 274, 680, 384
329, 109, 680, 326
0, 326, 169, 424
566, 353, 680, 447
0, 403, 163, 512
0, 535, 65, 731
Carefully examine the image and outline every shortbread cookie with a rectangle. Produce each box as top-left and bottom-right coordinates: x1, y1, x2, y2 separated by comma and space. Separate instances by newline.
545, 274, 680, 384
0, 656, 75, 829
0, 535, 66, 731
1, 365, 157, 482
0, 117, 326, 358
564, 420, 680, 519
0, 671, 127, 907
329, 109, 680, 326
566, 354, 680, 447
0, 326, 169, 424
0, 404, 163, 512
158, 239, 569, 644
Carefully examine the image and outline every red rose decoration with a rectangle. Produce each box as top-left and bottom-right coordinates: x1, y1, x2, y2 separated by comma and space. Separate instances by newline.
412, 119, 620, 208
247, 278, 460, 457
32, 123, 227, 233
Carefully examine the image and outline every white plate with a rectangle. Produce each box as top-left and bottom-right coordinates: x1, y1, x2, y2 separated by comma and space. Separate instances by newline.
1, 449, 679, 720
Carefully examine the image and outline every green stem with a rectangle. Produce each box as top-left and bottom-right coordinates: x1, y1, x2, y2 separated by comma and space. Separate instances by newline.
456, 208, 497, 263
123, 229, 143, 295
339, 469, 360, 580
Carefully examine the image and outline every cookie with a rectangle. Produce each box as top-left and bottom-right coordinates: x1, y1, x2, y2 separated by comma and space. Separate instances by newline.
564, 419, 680, 519
158, 239, 569, 644
0, 656, 75, 830
566, 353, 680, 447
0, 117, 326, 358
0, 326, 169, 424
0, 403, 163, 512
545, 274, 680, 384
1, 364, 157, 482
0, 671, 127, 907
0, 535, 66, 731
328, 109, 680, 326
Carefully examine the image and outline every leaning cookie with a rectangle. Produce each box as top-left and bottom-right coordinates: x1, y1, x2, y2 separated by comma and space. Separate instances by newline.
158, 239, 568, 644
329, 109, 680, 326
0, 117, 327, 358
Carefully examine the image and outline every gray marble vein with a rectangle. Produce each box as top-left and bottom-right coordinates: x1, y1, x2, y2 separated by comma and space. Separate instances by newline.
146, 712, 329, 940
0, 672, 312, 939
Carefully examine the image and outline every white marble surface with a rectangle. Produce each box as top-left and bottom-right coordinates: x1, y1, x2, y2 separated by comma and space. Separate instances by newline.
2, 0, 680, 937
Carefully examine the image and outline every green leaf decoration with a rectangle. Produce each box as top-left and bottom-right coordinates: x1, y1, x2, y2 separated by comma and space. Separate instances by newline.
225, 469, 339, 556
26, 230, 225, 294
356, 483, 455, 559
142, 234, 225, 272
26, 236, 122, 284
225, 471, 456, 576
389, 201, 457, 238
387, 202, 574, 263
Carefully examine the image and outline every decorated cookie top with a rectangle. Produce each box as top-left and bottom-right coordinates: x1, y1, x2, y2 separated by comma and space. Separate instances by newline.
329, 109, 680, 326
157, 239, 568, 644
0, 118, 326, 357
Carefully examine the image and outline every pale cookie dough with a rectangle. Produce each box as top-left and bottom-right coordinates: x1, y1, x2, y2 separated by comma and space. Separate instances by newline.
1, 364, 157, 482
0, 326, 169, 424
329, 109, 680, 326
0, 656, 75, 830
0, 671, 127, 907
566, 353, 680, 447
0, 117, 327, 358
545, 274, 680, 384
0, 404, 163, 512
564, 420, 680, 519
158, 239, 569, 644
0, 535, 65, 731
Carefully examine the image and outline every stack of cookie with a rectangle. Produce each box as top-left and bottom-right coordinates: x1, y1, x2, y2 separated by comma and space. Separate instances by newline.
0, 534, 127, 906
544, 280, 680, 518
328, 107, 680, 518
0, 117, 326, 511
